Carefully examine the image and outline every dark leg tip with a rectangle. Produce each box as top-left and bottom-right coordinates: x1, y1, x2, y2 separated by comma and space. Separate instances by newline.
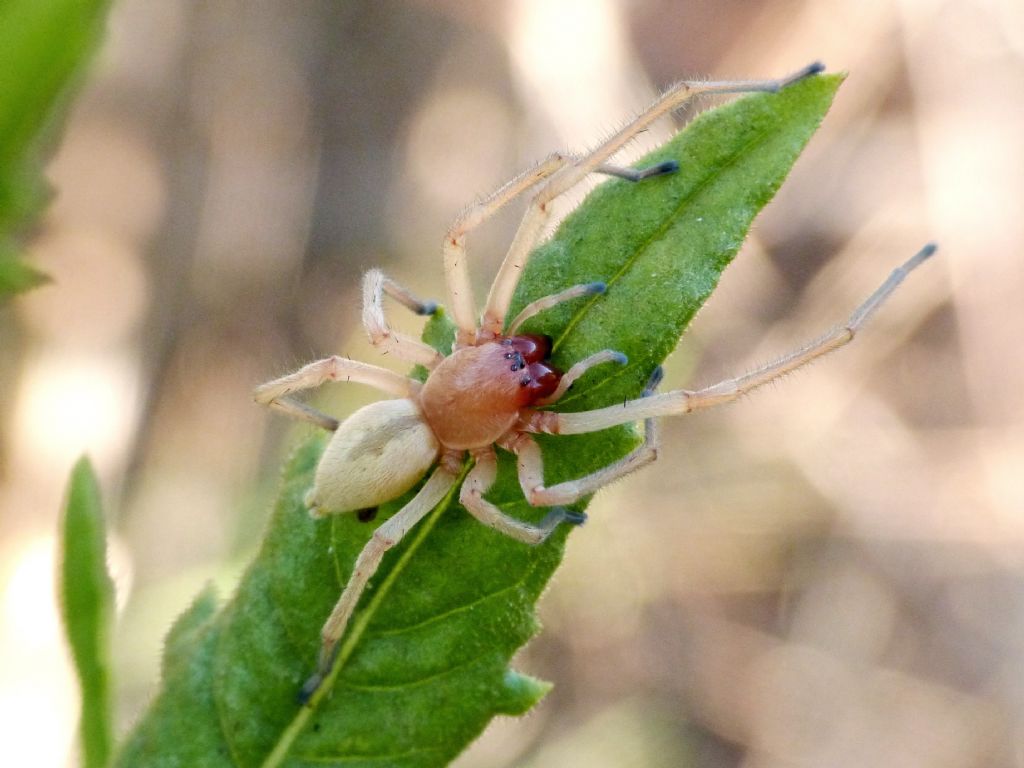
539, 507, 588, 535
561, 509, 588, 526
646, 159, 679, 177
779, 61, 827, 90
644, 365, 665, 396
634, 159, 679, 181
786, 61, 826, 86
904, 242, 938, 271
297, 673, 323, 706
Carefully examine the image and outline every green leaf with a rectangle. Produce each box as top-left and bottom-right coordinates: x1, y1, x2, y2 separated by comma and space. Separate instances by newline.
0, 0, 113, 294
116, 72, 842, 767
60, 457, 116, 768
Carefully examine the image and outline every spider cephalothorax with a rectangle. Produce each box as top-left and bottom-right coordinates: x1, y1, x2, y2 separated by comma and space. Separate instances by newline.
254, 61, 934, 702
419, 334, 560, 448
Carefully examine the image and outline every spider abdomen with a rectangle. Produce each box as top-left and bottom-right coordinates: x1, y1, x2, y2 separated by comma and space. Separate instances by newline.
419, 338, 561, 450
306, 398, 440, 517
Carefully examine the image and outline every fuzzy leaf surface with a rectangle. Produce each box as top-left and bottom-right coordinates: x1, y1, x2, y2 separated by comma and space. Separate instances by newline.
116, 73, 842, 767
60, 457, 116, 768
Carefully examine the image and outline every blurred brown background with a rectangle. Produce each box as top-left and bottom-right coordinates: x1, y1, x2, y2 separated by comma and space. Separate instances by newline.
1, 0, 1020, 766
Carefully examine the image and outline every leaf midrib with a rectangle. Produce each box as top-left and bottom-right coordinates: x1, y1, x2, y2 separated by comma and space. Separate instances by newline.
258, 467, 468, 768
339, 651, 497, 692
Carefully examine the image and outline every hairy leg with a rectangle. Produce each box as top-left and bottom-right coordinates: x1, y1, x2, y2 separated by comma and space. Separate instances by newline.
534, 349, 629, 406
482, 62, 825, 333
460, 445, 584, 544
542, 244, 937, 435
254, 356, 418, 431
363, 268, 445, 367
300, 465, 458, 703
444, 155, 679, 343
506, 281, 608, 336
514, 367, 663, 504
444, 153, 571, 340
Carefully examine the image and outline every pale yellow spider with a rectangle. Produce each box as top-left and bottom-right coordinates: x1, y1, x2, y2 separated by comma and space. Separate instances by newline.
254, 61, 934, 701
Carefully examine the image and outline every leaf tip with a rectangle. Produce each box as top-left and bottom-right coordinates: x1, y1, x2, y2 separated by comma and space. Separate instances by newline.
162, 582, 220, 676
495, 669, 553, 716
70, 453, 97, 484
61, 454, 106, 562
60, 455, 115, 768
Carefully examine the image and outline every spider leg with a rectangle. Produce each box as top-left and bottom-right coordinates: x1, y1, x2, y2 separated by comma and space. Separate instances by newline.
481, 62, 825, 334
534, 349, 629, 406
543, 244, 937, 435
506, 281, 607, 335
460, 445, 585, 544
254, 357, 418, 431
377, 271, 439, 315
596, 160, 679, 182
515, 367, 663, 505
444, 153, 570, 340
300, 465, 458, 704
445, 154, 682, 343
363, 269, 445, 368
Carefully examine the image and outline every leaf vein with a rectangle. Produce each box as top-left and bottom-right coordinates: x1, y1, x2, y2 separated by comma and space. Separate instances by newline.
367, 544, 545, 638
339, 651, 492, 692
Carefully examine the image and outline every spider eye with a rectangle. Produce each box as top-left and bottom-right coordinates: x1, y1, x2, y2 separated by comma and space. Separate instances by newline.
509, 334, 552, 363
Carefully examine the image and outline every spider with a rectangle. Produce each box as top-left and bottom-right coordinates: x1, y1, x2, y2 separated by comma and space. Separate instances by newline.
254, 61, 935, 702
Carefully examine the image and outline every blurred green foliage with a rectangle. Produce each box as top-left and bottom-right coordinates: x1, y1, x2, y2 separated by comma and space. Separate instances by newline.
0, 0, 111, 299
60, 457, 116, 768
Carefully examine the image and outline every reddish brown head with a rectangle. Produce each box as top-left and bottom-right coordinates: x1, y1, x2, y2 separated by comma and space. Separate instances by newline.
417, 334, 562, 450
503, 335, 561, 405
